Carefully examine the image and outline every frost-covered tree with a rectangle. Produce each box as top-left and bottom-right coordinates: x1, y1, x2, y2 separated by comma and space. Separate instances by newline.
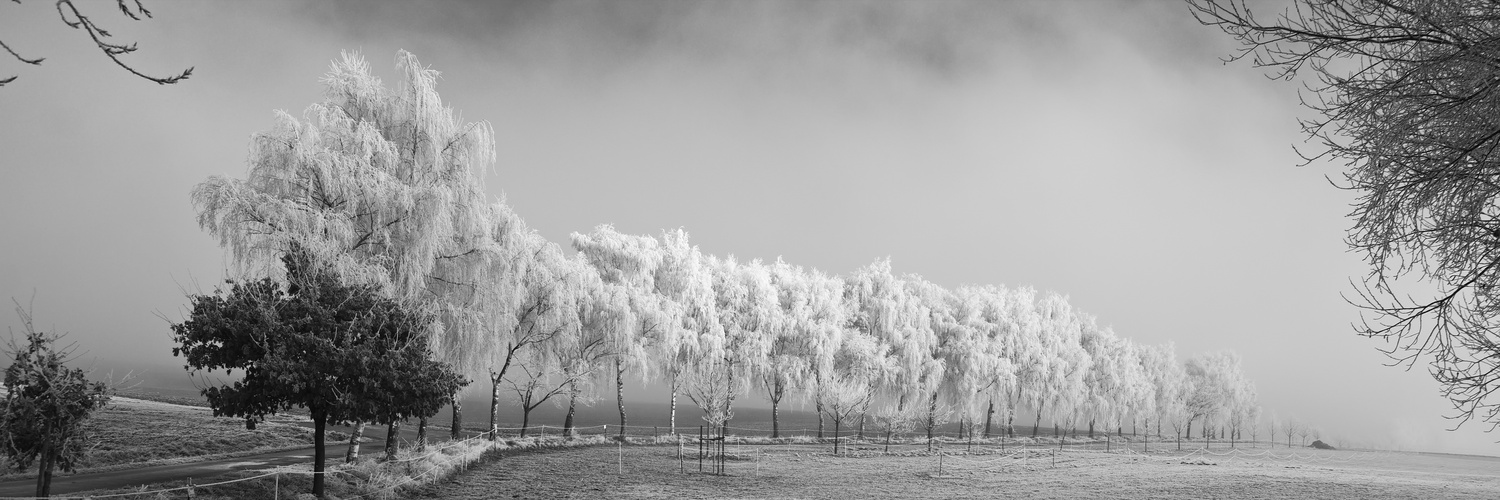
822, 328, 882, 454
653, 230, 715, 434
689, 257, 776, 435
1120, 339, 1156, 437
945, 286, 1014, 439
903, 276, 952, 447
481, 230, 580, 440
1141, 342, 1184, 443
191, 51, 503, 441
1079, 317, 1124, 439
571, 225, 666, 438
760, 259, 813, 438
960, 286, 1018, 439
801, 268, 850, 438
504, 362, 568, 438
1000, 287, 1045, 437
557, 261, 624, 436
846, 260, 938, 426
1034, 293, 1090, 438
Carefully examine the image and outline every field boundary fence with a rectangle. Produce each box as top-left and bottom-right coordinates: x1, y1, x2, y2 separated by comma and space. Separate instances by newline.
0, 425, 1403, 499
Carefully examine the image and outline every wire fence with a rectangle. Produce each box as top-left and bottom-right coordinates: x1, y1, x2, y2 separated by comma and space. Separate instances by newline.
0, 427, 1402, 500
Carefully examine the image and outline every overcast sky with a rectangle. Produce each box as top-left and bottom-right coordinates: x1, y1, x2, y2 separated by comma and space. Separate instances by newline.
1, 0, 1490, 454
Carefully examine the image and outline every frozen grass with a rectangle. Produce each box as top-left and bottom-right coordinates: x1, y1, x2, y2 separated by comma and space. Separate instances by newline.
0, 396, 325, 478
406, 441, 1500, 499
43, 434, 1500, 499
58, 434, 626, 499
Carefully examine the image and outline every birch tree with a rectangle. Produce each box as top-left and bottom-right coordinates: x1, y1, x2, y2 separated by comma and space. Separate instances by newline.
571, 225, 666, 438
653, 229, 714, 434
821, 326, 883, 453
846, 260, 933, 425
1079, 317, 1123, 439
1000, 286, 1044, 438
761, 259, 812, 438
557, 258, 621, 436
480, 230, 578, 440
1035, 293, 1090, 438
945, 286, 1013, 439
688, 257, 776, 436
190, 50, 503, 440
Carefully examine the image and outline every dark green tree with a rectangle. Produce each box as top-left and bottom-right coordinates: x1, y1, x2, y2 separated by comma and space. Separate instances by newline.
170, 250, 467, 498
1, 302, 112, 498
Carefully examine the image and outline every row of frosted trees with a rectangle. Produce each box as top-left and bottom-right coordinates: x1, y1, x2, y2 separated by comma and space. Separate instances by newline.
191, 51, 1260, 449
550, 224, 1261, 447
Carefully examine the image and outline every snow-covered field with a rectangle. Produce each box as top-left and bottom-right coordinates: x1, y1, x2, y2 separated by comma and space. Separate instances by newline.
411, 441, 1500, 499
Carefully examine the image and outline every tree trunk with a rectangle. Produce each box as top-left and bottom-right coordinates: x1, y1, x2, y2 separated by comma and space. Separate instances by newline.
1088, 419, 1095, 438
34, 438, 51, 498
723, 359, 735, 434
490, 373, 503, 440
771, 399, 781, 438
345, 423, 365, 463
927, 393, 939, 451
984, 399, 995, 438
669, 378, 678, 435
520, 408, 532, 438
616, 358, 627, 439
816, 400, 826, 438
834, 418, 842, 455
1186, 419, 1193, 439
1143, 419, 1149, 452
564, 383, 579, 437
313, 413, 327, 499
385, 420, 401, 460
1032, 407, 1043, 438
1007, 407, 1015, 438
417, 416, 428, 451
451, 397, 463, 440
858, 412, 866, 439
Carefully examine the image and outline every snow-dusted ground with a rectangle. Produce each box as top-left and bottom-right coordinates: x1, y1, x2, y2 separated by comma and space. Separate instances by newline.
412, 442, 1500, 499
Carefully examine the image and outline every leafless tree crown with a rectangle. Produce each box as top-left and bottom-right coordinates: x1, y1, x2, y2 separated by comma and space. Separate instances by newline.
1192, 0, 1500, 431
1, 0, 192, 87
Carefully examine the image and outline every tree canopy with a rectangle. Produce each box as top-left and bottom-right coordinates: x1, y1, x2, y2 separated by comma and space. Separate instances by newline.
170, 249, 466, 497
1192, 0, 1500, 431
